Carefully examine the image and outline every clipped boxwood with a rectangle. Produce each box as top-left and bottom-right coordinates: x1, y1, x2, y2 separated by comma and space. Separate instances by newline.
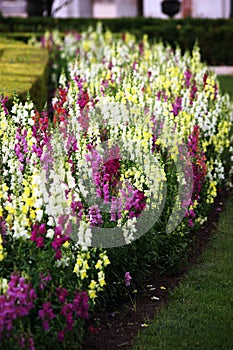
0, 37, 49, 110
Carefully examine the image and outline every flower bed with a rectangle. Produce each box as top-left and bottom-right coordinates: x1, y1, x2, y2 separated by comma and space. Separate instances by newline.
0, 25, 233, 349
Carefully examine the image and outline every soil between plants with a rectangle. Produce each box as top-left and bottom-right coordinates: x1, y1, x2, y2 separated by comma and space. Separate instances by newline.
82, 188, 230, 350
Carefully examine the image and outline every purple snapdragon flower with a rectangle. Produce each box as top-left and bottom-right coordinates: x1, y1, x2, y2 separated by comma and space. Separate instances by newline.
124, 272, 132, 287
38, 302, 55, 331
172, 96, 182, 116
0, 274, 37, 338
88, 205, 103, 226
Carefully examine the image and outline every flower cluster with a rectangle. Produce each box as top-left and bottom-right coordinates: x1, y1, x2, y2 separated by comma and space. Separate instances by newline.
0, 274, 37, 338
51, 26, 232, 231
0, 94, 111, 348
73, 249, 110, 301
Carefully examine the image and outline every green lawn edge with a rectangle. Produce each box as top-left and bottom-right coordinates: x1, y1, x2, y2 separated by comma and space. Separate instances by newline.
218, 75, 233, 100
133, 191, 233, 350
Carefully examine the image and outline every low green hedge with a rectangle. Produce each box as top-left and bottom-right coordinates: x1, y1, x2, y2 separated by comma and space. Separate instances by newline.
0, 17, 233, 65
0, 37, 49, 110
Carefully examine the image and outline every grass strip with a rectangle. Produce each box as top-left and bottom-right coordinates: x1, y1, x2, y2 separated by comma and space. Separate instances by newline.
133, 191, 233, 350
217, 75, 233, 100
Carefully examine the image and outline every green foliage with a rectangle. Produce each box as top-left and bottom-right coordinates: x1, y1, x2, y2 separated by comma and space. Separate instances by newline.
98, 228, 160, 307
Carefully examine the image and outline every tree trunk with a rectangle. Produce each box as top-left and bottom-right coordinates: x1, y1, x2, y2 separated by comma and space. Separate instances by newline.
27, 0, 44, 16
44, 0, 54, 17
138, 0, 143, 16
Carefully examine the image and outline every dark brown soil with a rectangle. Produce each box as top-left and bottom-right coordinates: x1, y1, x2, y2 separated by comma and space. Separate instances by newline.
82, 188, 230, 350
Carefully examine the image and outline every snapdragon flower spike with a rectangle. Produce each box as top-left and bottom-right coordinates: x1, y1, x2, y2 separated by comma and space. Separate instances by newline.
51, 225, 69, 260
61, 303, 74, 331
88, 205, 103, 226
190, 83, 198, 105
19, 335, 35, 350
78, 90, 90, 110
172, 96, 182, 117
85, 149, 108, 200
70, 200, 83, 219
73, 291, 89, 319
188, 125, 207, 199
103, 157, 121, 189
139, 41, 144, 55
14, 128, 30, 171
28, 337, 35, 350
110, 196, 123, 222
100, 79, 109, 96
32, 110, 49, 133
85, 149, 102, 186
0, 274, 37, 338
53, 86, 69, 125
58, 291, 89, 338
39, 273, 52, 291
74, 75, 91, 131
57, 287, 69, 303
184, 125, 208, 225
57, 330, 65, 342
202, 73, 218, 100
121, 182, 147, 220
0, 218, 7, 238
125, 190, 147, 219
31, 110, 50, 159
156, 90, 168, 101
124, 272, 132, 287
39, 137, 54, 174
203, 73, 208, 88
86, 146, 121, 206
30, 223, 47, 248
184, 69, 192, 87
66, 134, 78, 159
0, 96, 9, 115
38, 301, 55, 331
185, 201, 196, 227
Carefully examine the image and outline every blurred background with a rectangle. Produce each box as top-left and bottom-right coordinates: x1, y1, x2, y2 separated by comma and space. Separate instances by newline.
0, 0, 232, 19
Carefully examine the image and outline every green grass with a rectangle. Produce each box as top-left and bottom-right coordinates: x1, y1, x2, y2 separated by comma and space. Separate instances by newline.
133, 193, 233, 350
217, 75, 233, 100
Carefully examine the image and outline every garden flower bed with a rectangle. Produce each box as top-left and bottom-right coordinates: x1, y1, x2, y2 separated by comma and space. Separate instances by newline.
0, 24, 233, 349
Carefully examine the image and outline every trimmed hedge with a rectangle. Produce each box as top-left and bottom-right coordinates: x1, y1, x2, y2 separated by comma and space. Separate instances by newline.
0, 37, 49, 110
0, 17, 233, 65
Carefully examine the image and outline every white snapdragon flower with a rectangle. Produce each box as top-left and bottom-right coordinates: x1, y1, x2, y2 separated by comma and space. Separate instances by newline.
55, 256, 70, 268
46, 229, 54, 239
12, 218, 30, 240
75, 220, 92, 247
122, 217, 137, 245
36, 209, 43, 222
